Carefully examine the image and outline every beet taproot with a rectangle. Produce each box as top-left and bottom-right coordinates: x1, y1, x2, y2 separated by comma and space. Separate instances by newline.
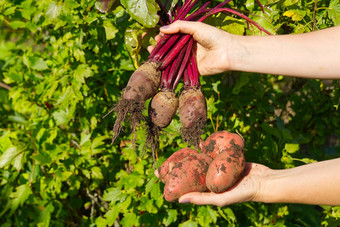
106, 61, 161, 143
149, 90, 179, 128
179, 87, 207, 147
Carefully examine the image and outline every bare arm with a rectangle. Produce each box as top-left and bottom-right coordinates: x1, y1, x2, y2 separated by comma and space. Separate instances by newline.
256, 158, 340, 205
231, 26, 340, 79
177, 158, 340, 206
160, 21, 340, 79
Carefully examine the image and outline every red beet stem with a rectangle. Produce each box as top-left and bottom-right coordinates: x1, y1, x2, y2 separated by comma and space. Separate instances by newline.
172, 38, 194, 90
190, 49, 200, 87
183, 68, 191, 87
161, 64, 171, 89
153, 33, 182, 61
184, 1, 211, 21
198, 8, 272, 35
166, 42, 187, 89
161, 34, 191, 68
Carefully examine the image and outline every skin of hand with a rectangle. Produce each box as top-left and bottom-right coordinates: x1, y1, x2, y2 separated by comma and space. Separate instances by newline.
152, 20, 340, 79
148, 21, 233, 76
177, 163, 270, 206
162, 158, 340, 206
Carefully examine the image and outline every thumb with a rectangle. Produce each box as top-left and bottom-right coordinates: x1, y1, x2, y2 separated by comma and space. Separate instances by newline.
160, 20, 201, 36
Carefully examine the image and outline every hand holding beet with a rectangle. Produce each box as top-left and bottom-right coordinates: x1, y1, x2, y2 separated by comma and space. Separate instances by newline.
156, 131, 247, 202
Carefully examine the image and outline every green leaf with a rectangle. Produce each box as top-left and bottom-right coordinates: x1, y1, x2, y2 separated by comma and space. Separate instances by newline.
0, 147, 22, 168
163, 209, 178, 226
104, 206, 119, 226
284, 143, 299, 154
120, 212, 138, 227
103, 20, 119, 40
33, 152, 52, 165
23, 55, 48, 71
95, 0, 116, 13
74, 64, 92, 83
328, 0, 340, 25
103, 187, 123, 202
232, 73, 250, 95
283, 10, 306, 21
91, 166, 104, 179
179, 220, 198, 227
261, 123, 281, 139
0, 184, 32, 216
9, 21, 26, 29
121, 0, 160, 28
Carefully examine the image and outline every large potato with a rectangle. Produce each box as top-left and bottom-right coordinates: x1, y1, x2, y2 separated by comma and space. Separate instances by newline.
200, 130, 244, 159
164, 153, 212, 202
206, 148, 246, 193
157, 148, 198, 183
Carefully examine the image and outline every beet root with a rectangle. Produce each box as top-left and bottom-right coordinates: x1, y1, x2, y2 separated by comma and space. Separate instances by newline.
106, 61, 161, 143
163, 153, 212, 202
123, 61, 161, 101
200, 130, 245, 159
149, 90, 179, 128
179, 87, 207, 147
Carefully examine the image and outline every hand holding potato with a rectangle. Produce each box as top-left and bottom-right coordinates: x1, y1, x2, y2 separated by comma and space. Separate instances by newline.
178, 162, 270, 206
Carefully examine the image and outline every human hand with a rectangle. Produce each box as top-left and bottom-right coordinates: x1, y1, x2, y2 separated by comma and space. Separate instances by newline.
148, 20, 233, 76
155, 162, 270, 206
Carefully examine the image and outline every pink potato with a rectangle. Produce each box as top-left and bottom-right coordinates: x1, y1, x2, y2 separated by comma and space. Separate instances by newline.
157, 148, 198, 184
164, 153, 213, 202
206, 148, 246, 193
200, 130, 245, 159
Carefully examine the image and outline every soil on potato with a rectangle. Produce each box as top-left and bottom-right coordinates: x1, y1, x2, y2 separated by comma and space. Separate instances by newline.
104, 99, 145, 144
181, 118, 205, 148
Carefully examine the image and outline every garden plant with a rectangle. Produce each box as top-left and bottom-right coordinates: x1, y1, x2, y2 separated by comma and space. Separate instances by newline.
0, 0, 340, 226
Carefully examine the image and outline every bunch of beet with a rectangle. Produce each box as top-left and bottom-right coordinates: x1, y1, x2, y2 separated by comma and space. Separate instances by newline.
105, 0, 270, 154
156, 131, 246, 202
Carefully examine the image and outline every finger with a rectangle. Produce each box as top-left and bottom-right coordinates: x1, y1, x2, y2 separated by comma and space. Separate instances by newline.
147, 45, 155, 54
155, 34, 163, 43
179, 192, 227, 206
160, 20, 203, 36
154, 169, 160, 179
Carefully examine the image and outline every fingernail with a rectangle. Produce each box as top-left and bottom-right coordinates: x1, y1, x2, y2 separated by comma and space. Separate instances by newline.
179, 198, 191, 204
160, 25, 170, 30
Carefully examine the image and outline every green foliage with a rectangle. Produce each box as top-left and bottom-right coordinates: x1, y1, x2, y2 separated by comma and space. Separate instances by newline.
0, 0, 339, 226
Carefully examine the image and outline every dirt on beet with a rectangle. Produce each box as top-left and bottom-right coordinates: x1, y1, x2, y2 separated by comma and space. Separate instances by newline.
181, 118, 206, 148
105, 99, 145, 144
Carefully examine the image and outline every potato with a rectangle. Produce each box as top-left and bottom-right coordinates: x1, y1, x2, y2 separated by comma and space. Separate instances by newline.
200, 130, 244, 159
164, 153, 212, 202
206, 148, 246, 193
157, 148, 198, 183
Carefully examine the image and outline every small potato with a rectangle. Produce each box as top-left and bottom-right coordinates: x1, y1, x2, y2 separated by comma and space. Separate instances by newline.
158, 148, 198, 183
164, 153, 212, 202
206, 149, 246, 193
200, 130, 244, 159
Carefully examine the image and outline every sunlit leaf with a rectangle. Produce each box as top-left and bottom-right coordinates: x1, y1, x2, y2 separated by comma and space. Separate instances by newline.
121, 0, 160, 28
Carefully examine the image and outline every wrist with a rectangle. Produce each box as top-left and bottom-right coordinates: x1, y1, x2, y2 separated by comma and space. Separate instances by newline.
227, 35, 250, 72
252, 167, 277, 203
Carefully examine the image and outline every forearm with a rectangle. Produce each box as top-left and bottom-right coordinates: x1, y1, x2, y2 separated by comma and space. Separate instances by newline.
256, 158, 340, 206
229, 26, 340, 79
